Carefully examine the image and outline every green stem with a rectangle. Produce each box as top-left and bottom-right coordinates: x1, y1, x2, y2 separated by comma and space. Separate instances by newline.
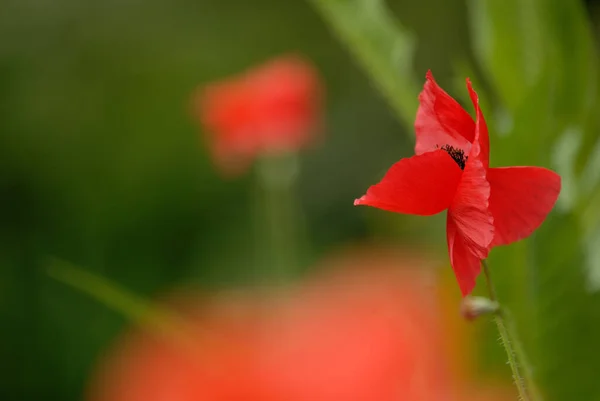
255, 153, 302, 285
482, 259, 536, 401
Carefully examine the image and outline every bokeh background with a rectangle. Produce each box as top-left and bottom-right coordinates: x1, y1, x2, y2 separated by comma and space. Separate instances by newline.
2, 0, 600, 400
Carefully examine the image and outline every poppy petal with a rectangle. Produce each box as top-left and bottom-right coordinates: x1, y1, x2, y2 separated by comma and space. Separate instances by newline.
466, 79, 490, 167
447, 76, 494, 261
354, 150, 463, 216
446, 214, 481, 296
415, 71, 475, 155
488, 166, 561, 246
448, 143, 494, 259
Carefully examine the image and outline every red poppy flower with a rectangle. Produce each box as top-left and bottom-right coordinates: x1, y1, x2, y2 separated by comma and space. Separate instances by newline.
354, 71, 561, 296
194, 54, 323, 175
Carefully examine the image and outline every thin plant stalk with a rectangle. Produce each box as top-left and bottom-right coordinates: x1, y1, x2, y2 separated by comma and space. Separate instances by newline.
482, 259, 539, 401
255, 153, 303, 285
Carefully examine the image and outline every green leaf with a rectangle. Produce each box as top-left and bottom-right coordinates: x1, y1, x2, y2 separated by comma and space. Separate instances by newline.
468, 0, 597, 139
532, 212, 600, 401
467, 0, 546, 112
307, 0, 419, 126
46, 258, 199, 350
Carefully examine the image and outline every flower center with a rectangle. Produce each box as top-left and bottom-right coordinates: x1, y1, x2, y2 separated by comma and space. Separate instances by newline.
439, 145, 468, 170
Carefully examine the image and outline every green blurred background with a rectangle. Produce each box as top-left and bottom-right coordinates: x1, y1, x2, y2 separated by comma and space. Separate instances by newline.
2, 0, 600, 400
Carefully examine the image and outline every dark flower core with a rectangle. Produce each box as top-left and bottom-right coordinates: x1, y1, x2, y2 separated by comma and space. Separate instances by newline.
440, 145, 468, 170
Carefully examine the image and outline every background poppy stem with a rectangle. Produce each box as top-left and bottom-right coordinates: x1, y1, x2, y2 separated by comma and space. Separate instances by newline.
482, 259, 538, 401
255, 153, 304, 285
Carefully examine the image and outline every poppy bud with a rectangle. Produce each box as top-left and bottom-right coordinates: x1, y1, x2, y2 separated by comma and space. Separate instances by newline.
460, 296, 499, 321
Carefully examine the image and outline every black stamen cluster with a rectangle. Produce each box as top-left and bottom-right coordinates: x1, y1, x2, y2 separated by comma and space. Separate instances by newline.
440, 144, 468, 170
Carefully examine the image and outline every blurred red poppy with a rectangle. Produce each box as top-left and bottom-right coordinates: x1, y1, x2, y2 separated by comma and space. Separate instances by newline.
194, 54, 323, 175
355, 71, 561, 296
86, 246, 513, 401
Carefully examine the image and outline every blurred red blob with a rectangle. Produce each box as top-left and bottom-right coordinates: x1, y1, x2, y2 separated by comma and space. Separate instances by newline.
86, 246, 513, 401
194, 54, 323, 175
